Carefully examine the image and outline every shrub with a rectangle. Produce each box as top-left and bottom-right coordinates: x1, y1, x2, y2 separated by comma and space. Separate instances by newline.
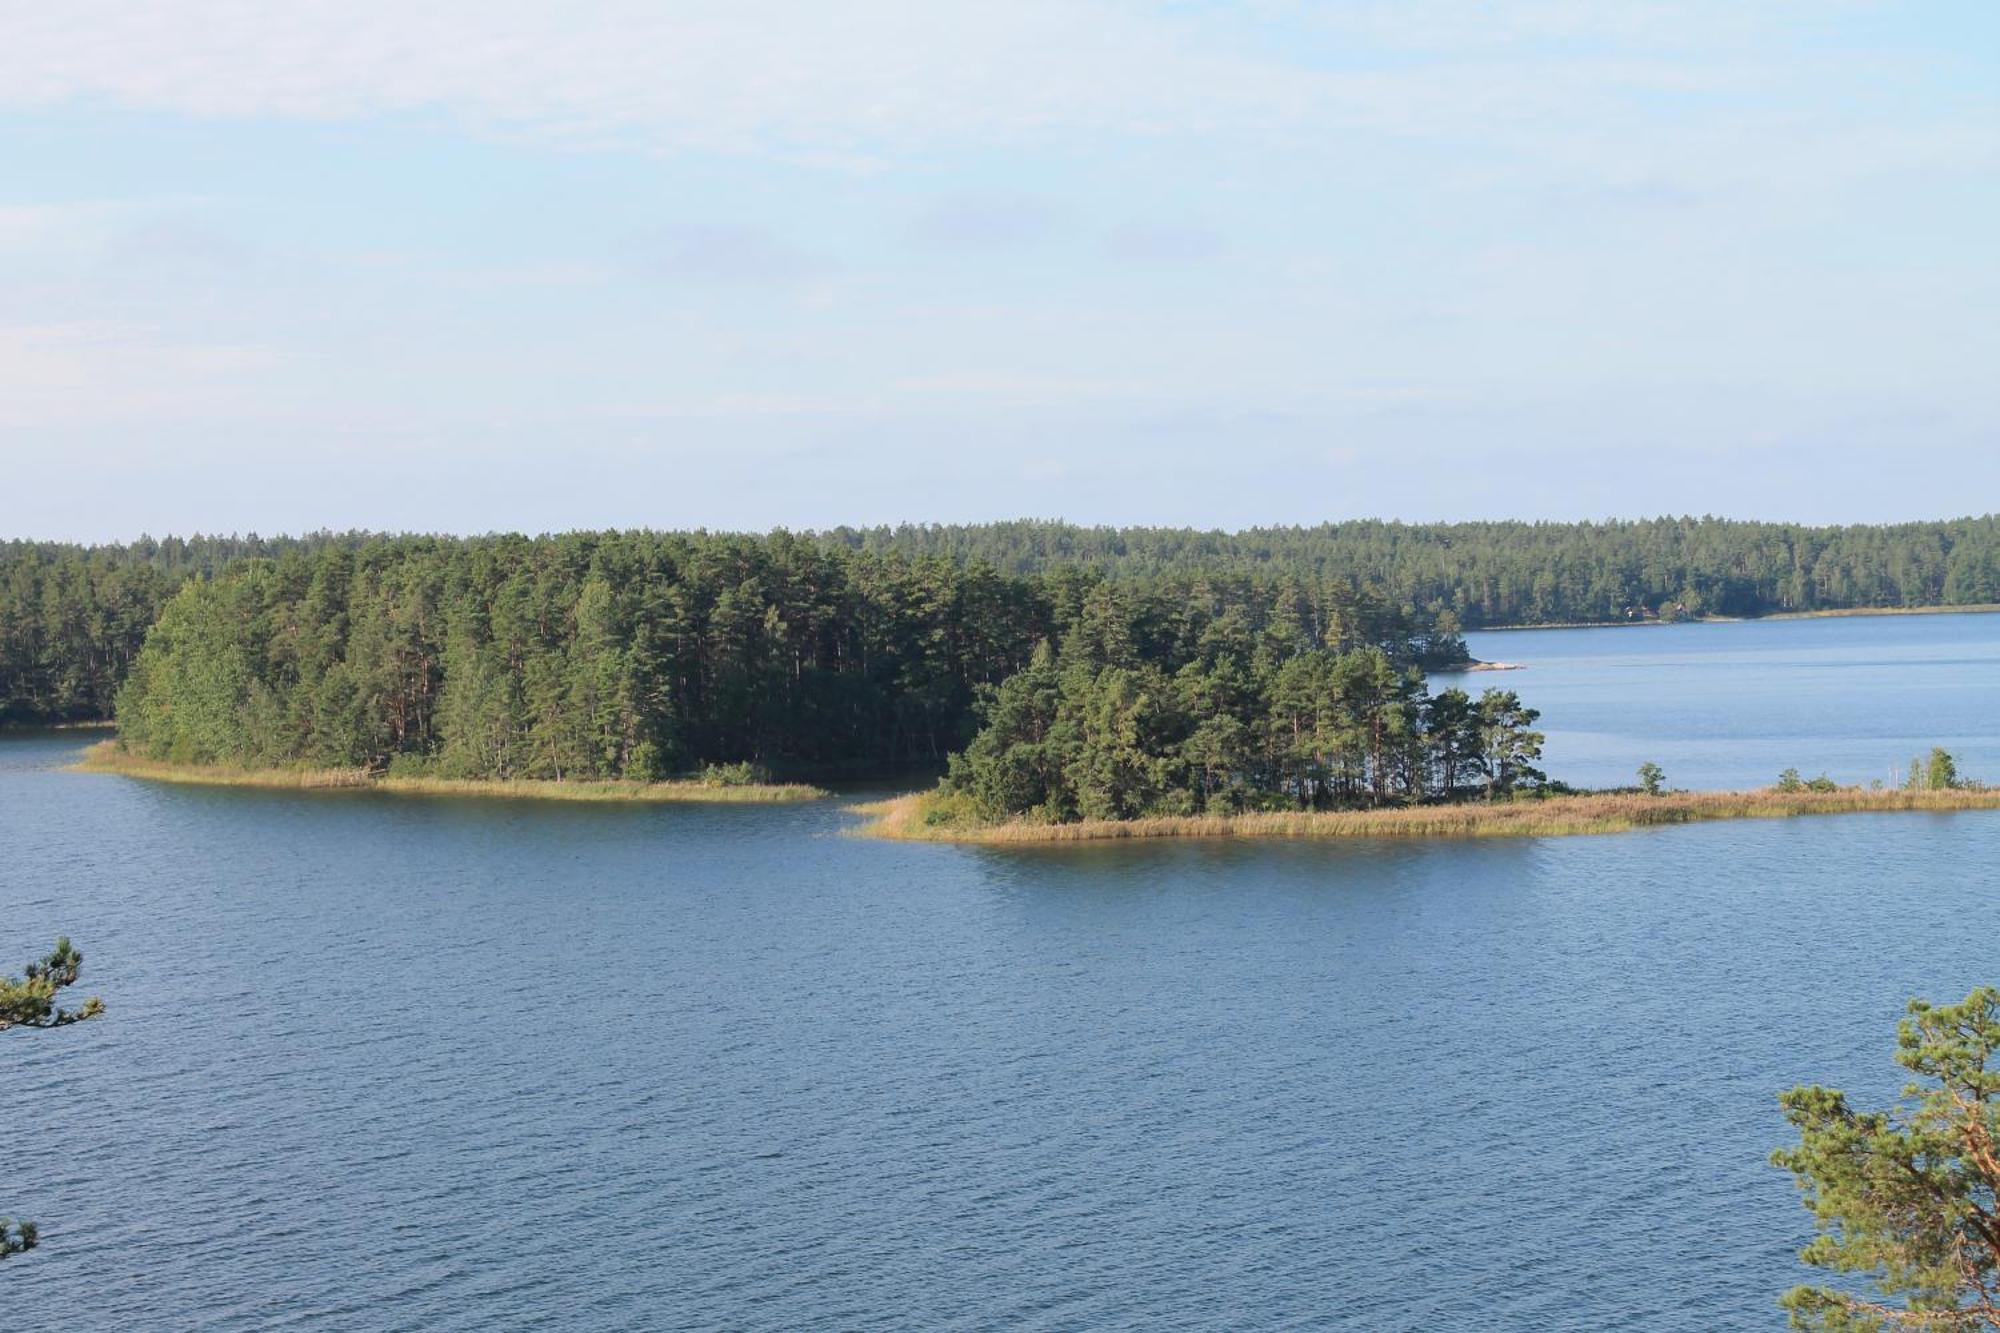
699, 761, 767, 788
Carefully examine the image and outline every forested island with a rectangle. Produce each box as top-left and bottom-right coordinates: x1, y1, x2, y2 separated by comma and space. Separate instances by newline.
80, 531, 1465, 787
7, 516, 2000, 729
9, 517, 2000, 831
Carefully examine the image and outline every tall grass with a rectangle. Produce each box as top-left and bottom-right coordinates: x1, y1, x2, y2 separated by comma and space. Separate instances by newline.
74, 742, 826, 803
850, 786, 2000, 845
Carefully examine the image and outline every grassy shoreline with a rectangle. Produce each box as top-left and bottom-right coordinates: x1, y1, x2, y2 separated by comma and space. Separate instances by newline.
849, 786, 2000, 845
73, 742, 827, 804
1478, 604, 2000, 632
1, 718, 118, 732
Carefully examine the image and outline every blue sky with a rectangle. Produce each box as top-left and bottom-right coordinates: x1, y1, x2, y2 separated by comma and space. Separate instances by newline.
2, 1, 1995, 539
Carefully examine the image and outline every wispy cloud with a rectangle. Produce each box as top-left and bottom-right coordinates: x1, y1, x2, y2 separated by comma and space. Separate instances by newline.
0, 320, 284, 427
906, 196, 1059, 251
5, 1, 1968, 176
623, 223, 832, 285
0, 2, 1319, 156
1102, 222, 1225, 265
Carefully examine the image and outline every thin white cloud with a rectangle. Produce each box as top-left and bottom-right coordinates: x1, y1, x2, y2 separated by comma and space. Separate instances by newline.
0, 0, 1947, 169
0, 321, 283, 427
0, 1, 1323, 155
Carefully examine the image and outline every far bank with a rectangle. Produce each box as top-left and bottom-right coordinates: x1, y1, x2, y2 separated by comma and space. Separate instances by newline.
73, 742, 828, 804
849, 786, 2000, 845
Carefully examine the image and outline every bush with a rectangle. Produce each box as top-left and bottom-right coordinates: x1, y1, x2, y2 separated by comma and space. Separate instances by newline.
384, 753, 435, 779
919, 787, 982, 827
698, 761, 767, 788
1774, 768, 1804, 793
1905, 746, 1960, 791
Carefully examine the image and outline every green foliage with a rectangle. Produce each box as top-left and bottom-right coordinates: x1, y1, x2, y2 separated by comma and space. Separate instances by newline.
0, 937, 103, 1032
1638, 762, 1666, 795
1775, 769, 1845, 794
820, 515, 2000, 626
1772, 988, 2000, 1330
15, 515, 2000, 728
698, 761, 767, 788
0, 1218, 38, 1260
1906, 748, 1962, 792
0, 533, 360, 726
108, 533, 1469, 787
3, 938, 104, 1262
942, 590, 1546, 822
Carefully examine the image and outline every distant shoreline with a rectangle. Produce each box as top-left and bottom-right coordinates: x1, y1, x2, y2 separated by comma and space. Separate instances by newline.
848, 787, 2000, 846
1477, 604, 2000, 632
72, 742, 827, 804
0, 718, 117, 732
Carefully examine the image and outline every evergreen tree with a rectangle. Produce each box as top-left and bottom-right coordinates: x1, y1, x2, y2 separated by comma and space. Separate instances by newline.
2, 938, 104, 1260
1773, 988, 2000, 1330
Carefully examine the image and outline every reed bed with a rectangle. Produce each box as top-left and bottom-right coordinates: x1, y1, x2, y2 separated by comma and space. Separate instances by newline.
74, 742, 826, 803
370, 775, 824, 803
851, 786, 2000, 845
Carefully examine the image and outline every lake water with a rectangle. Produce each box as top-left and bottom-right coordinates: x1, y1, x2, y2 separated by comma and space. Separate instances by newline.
1455, 611, 2000, 791
6, 612, 1999, 1330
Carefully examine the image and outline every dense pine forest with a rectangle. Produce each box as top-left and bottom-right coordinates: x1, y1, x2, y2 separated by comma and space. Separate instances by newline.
937, 611, 1546, 822
830, 516, 2000, 624
3, 515, 1997, 748
0, 535, 356, 725
103, 532, 1461, 781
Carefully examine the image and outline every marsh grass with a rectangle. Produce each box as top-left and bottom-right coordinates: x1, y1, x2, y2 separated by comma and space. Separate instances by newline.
849, 786, 2000, 845
1755, 603, 2000, 622
74, 742, 826, 803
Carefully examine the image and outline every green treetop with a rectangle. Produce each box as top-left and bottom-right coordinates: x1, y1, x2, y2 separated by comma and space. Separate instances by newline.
1772, 987, 2000, 1329
3, 938, 104, 1260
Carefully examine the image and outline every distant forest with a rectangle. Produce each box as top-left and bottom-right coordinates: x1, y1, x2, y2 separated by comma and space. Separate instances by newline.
3, 516, 1997, 746
825, 516, 2000, 622
79, 533, 1461, 782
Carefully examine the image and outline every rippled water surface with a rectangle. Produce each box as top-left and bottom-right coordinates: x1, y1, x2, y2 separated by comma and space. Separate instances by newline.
1455, 611, 2000, 790
7, 614, 2000, 1329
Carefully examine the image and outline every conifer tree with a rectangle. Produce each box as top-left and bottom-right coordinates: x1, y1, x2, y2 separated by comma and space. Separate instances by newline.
1774, 988, 2000, 1330
2, 938, 104, 1260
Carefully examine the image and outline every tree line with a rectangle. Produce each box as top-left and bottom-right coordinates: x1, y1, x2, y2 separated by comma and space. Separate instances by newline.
0, 534, 356, 725
940, 584, 1544, 822
109, 532, 1464, 780
824, 515, 2000, 626
6, 515, 1999, 726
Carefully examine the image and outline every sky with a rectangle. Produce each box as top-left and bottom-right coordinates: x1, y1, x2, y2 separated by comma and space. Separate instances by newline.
2, 1, 1996, 540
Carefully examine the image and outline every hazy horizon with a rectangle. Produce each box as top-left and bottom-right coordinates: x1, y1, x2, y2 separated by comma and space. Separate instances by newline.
13, 510, 2000, 549
3, 2, 1994, 539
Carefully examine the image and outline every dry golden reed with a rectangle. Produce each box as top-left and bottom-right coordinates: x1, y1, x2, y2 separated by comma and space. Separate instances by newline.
74, 742, 825, 804
849, 786, 2000, 846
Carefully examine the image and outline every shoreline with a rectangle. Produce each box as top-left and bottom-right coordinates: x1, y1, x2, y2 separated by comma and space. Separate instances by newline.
1477, 603, 2000, 633
1, 718, 118, 732
848, 786, 2000, 846
72, 742, 828, 804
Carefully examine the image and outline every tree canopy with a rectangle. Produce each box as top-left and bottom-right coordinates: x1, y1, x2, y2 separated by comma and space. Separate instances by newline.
105, 532, 1464, 781
3, 937, 104, 1261
1773, 987, 2000, 1330
939, 579, 1543, 822
8, 515, 2000, 727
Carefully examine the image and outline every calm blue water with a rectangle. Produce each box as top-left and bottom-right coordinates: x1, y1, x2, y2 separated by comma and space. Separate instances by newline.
1453, 611, 2000, 791
5, 613, 1998, 1330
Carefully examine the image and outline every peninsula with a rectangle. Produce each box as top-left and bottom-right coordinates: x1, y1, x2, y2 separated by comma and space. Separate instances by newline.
852, 785, 2000, 845
75, 742, 825, 804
